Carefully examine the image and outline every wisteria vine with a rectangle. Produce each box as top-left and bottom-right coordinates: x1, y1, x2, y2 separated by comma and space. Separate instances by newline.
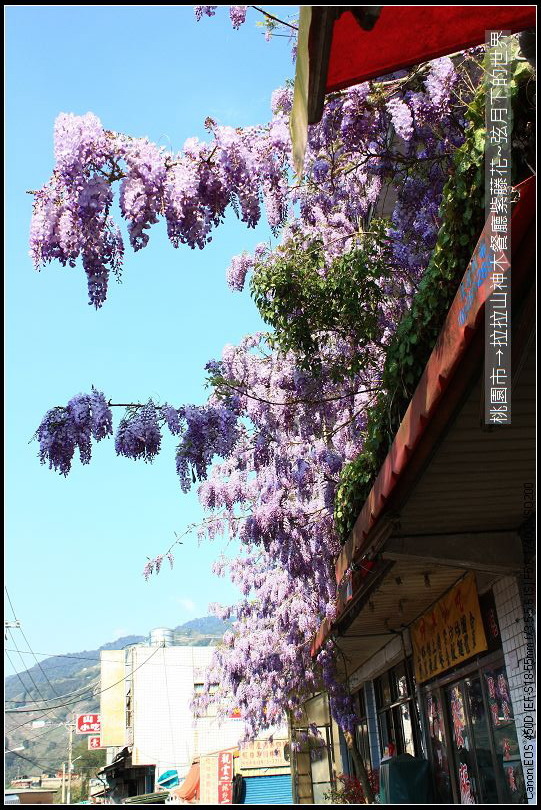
29, 7, 489, 767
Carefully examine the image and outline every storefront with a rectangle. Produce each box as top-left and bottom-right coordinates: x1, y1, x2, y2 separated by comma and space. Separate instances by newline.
173, 739, 294, 806
328, 572, 531, 805
424, 654, 526, 804
414, 576, 528, 804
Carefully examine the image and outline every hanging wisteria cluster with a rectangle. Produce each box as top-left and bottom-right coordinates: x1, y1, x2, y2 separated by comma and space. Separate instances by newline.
30, 8, 484, 748
35, 393, 241, 488
34, 329, 374, 734
34, 387, 113, 476
30, 42, 468, 310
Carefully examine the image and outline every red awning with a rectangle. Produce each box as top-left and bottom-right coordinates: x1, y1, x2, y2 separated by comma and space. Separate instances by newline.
169, 763, 200, 802
326, 7, 537, 92
290, 6, 536, 174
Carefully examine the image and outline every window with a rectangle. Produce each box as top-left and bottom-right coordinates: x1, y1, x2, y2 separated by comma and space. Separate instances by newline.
125, 688, 132, 728
194, 682, 219, 717
375, 659, 421, 758
353, 687, 372, 773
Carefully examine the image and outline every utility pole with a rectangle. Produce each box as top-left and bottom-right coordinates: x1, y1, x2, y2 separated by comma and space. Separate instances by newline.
61, 762, 66, 804
66, 717, 74, 805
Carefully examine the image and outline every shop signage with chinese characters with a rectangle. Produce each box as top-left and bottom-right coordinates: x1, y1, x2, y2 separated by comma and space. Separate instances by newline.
239, 739, 290, 770
75, 713, 101, 734
217, 751, 233, 804
200, 756, 219, 805
88, 736, 103, 750
411, 573, 488, 683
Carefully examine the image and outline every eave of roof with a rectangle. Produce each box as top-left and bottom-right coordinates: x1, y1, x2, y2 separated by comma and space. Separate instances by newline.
290, 6, 536, 174
325, 7, 537, 93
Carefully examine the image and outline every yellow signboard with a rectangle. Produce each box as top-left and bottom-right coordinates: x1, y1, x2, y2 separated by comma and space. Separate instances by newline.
411, 572, 488, 684
239, 739, 289, 770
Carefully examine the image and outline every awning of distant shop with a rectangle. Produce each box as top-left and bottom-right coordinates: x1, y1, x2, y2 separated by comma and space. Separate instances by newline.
290, 5, 537, 174
97, 746, 131, 779
312, 174, 535, 658
168, 763, 200, 803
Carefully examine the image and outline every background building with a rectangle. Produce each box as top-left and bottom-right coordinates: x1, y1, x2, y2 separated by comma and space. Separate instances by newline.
98, 629, 245, 802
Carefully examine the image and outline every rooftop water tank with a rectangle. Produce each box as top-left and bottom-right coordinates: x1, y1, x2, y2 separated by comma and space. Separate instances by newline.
149, 627, 174, 647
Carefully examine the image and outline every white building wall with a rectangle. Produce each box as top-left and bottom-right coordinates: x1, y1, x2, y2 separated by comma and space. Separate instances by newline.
130, 645, 244, 780
493, 575, 536, 804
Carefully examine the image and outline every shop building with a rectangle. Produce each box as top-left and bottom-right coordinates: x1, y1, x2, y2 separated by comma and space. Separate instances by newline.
167, 738, 293, 804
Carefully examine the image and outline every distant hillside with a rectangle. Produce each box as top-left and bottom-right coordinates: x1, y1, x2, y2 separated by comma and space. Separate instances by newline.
173, 615, 231, 644
4, 617, 230, 785
174, 616, 229, 635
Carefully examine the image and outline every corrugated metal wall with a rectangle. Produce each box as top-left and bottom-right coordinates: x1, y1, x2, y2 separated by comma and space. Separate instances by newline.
242, 774, 293, 804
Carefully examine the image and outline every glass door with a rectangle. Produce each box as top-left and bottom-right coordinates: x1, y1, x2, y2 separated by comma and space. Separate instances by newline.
443, 662, 527, 804
426, 691, 453, 803
463, 676, 499, 803
482, 665, 527, 803
446, 681, 479, 803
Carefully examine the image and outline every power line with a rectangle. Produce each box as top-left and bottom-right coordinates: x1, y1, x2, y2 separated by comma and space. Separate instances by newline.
6, 644, 162, 724
4, 585, 18, 620
4, 648, 221, 666
4, 649, 106, 664
6, 721, 64, 748
6, 629, 68, 725
19, 627, 62, 697
4, 649, 39, 701
5, 675, 101, 706
5, 587, 61, 696
5, 748, 54, 771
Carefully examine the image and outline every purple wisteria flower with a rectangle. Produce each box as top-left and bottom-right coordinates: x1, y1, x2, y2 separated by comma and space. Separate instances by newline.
115, 401, 162, 462
229, 6, 247, 29
271, 86, 293, 116
385, 95, 414, 141
194, 6, 217, 21
226, 252, 254, 291
175, 403, 239, 491
424, 56, 457, 110
34, 388, 113, 475
162, 405, 183, 435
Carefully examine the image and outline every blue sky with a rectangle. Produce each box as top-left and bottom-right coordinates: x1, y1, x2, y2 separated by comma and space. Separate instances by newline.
5, 6, 297, 665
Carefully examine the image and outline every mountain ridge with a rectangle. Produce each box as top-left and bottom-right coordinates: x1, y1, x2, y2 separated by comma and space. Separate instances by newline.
4, 616, 230, 784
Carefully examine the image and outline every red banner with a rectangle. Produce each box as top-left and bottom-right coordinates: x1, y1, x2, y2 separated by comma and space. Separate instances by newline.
217, 751, 233, 804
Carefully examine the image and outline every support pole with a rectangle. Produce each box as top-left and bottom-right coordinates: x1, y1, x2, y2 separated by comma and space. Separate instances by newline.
61, 762, 66, 804
66, 719, 73, 805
